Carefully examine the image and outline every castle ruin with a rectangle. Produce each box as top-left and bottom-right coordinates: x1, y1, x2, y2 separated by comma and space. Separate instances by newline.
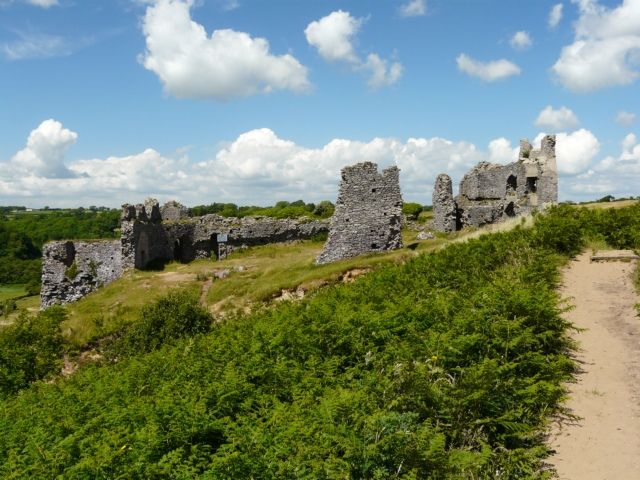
316, 162, 403, 264
432, 135, 557, 231
41, 201, 329, 308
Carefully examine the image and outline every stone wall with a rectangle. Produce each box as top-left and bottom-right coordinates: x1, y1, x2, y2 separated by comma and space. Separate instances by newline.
316, 162, 403, 264
41, 240, 122, 308
432, 135, 558, 231
42, 199, 330, 307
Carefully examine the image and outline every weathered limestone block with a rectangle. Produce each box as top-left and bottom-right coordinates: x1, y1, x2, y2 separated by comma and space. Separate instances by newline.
316, 162, 403, 264
432, 173, 457, 232
41, 240, 122, 308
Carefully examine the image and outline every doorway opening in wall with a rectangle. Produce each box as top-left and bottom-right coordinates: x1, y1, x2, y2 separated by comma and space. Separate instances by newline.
210, 234, 219, 260
505, 202, 516, 217
506, 175, 517, 194
173, 240, 182, 262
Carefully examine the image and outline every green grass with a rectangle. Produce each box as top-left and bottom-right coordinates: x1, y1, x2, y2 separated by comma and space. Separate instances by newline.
0, 284, 27, 301
62, 230, 451, 348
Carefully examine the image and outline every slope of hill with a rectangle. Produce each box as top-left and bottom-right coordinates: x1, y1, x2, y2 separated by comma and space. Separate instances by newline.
0, 203, 638, 478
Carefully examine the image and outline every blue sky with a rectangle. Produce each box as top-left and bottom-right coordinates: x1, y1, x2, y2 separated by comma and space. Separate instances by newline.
0, 0, 639, 207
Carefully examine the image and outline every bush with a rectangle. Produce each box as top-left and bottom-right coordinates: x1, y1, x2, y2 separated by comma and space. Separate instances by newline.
109, 290, 213, 358
0, 307, 65, 397
402, 202, 423, 220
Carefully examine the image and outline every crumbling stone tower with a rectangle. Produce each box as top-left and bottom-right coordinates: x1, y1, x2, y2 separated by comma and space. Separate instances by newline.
432, 173, 457, 232
316, 162, 403, 264
432, 135, 558, 231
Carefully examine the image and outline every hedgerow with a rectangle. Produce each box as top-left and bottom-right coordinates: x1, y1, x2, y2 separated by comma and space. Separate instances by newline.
0, 204, 637, 478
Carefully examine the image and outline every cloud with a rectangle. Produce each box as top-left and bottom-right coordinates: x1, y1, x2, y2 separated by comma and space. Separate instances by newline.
488, 138, 519, 164
565, 132, 640, 199
304, 10, 362, 64
535, 105, 580, 131
0, 121, 618, 207
1, 31, 74, 60
534, 128, 600, 175
552, 0, 640, 92
456, 53, 521, 81
25, 0, 58, 6
140, 0, 310, 100
363, 53, 403, 88
10, 119, 77, 178
510, 31, 533, 50
398, 0, 426, 18
548, 3, 564, 29
615, 110, 636, 126
305, 10, 403, 89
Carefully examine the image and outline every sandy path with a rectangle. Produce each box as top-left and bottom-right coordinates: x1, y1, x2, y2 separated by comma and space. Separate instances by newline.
548, 251, 640, 479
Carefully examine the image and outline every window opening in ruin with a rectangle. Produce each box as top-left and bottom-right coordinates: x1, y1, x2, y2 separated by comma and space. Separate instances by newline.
371, 188, 377, 193
504, 202, 516, 217
506, 175, 517, 194
526, 177, 537, 193
371, 243, 378, 249
210, 234, 219, 261
173, 240, 182, 262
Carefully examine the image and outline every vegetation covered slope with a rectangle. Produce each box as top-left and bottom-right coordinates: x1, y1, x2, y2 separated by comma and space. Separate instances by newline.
0, 204, 638, 479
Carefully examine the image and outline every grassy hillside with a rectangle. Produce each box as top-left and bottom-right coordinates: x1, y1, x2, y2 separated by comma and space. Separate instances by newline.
0, 203, 638, 478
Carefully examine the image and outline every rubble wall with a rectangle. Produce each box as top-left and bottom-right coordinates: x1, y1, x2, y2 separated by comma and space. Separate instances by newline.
40, 240, 122, 308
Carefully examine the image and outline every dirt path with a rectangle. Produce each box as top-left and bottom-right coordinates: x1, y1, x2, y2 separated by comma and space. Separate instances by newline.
548, 251, 640, 479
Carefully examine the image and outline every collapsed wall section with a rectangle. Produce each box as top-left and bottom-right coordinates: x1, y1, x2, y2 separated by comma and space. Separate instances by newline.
40, 240, 122, 308
316, 162, 403, 264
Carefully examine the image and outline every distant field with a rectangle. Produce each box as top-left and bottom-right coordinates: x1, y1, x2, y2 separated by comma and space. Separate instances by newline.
578, 199, 639, 209
0, 285, 27, 302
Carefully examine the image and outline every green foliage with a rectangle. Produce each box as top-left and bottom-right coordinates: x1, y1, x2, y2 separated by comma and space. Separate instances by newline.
108, 290, 213, 358
403, 202, 424, 220
190, 199, 336, 219
0, 208, 120, 286
0, 299, 16, 317
0, 205, 637, 477
65, 261, 79, 279
0, 307, 65, 398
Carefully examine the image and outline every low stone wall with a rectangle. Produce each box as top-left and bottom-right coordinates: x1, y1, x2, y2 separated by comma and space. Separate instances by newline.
40, 240, 122, 308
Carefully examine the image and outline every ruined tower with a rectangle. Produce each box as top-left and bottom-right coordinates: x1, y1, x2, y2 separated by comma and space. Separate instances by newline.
432, 135, 558, 231
316, 162, 403, 264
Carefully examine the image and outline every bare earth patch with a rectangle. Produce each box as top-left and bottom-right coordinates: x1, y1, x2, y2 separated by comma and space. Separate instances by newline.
548, 251, 640, 479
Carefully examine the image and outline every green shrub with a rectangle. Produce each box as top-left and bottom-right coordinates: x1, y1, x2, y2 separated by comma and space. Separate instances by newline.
108, 290, 213, 358
0, 307, 65, 397
65, 261, 78, 279
402, 202, 423, 220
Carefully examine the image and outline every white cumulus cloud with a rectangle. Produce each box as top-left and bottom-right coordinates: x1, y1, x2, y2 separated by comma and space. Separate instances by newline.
552, 0, 640, 92
510, 31, 533, 50
399, 0, 426, 18
488, 138, 519, 164
305, 10, 403, 89
615, 110, 636, 126
549, 3, 564, 29
535, 105, 580, 131
535, 128, 600, 175
304, 10, 362, 64
456, 53, 521, 81
10, 119, 78, 178
24, 0, 58, 7
140, 0, 310, 100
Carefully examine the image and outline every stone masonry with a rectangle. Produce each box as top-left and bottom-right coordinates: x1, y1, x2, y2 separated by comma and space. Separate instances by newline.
42, 200, 329, 308
40, 240, 123, 308
316, 162, 403, 264
432, 174, 457, 233
432, 135, 558, 231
